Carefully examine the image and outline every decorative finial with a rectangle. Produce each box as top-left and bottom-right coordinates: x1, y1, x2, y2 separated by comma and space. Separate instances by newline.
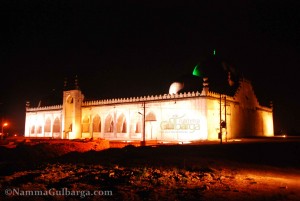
64, 77, 68, 89
203, 77, 209, 87
74, 75, 79, 89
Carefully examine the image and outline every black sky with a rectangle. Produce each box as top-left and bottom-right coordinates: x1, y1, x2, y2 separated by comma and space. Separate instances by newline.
1, 0, 300, 135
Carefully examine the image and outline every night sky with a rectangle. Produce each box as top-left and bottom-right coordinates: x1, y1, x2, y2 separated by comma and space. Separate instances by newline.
1, 0, 299, 135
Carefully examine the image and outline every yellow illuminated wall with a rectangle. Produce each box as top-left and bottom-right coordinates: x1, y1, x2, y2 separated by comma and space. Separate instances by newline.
24, 110, 62, 138
78, 97, 208, 142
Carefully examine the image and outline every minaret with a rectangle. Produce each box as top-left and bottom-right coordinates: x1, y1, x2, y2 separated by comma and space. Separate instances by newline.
201, 77, 209, 95
62, 75, 84, 139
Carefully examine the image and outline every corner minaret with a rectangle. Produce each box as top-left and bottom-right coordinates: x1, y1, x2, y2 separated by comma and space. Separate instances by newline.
62, 75, 84, 139
201, 77, 209, 95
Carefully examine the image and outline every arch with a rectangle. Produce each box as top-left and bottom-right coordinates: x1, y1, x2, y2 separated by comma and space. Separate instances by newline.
44, 118, 51, 132
146, 112, 157, 122
67, 95, 73, 104
117, 113, 127, 133
110, 121, 114, 132
82, 115, 90, 132
135, 121, 142, 133
122, 119, 127, 133
53, 117, 61, 133
105, 114, 114, 132
93, 114, 101, 132
65, 94, 74, 137
36, 125, 42, 134
30, 125, 35, 134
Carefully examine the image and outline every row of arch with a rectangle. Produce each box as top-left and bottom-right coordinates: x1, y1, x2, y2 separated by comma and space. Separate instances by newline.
82, 113, 147, 133
30, 117, 61, 134
29, 112, 157, 136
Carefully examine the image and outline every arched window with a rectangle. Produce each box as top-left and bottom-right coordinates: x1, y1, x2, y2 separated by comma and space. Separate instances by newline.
122, 119, 127, 133
135, 122, 141, 133
93, 115, 101, 132
82, 116, 90, 132
67, 96, 73, 104
117, 114, 127, 133
109, 121, 114, 132
36, 126, 42, 134
44, 118, 51, 132
30, 126, 35, 134
105, 114, 114, 132
146, 112, 157, 121
53, 117, 61, 133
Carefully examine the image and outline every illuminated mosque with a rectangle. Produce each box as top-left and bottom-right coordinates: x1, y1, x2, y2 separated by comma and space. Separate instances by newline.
24, 54, 274, 142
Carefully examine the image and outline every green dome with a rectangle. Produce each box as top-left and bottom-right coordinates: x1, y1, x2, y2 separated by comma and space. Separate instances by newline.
192, 64, 201, 77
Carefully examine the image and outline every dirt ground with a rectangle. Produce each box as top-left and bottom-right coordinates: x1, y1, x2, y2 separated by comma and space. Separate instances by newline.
0, 137, 300, 200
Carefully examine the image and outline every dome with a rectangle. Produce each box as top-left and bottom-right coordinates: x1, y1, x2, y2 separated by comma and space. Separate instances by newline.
169, 53, 241, 96
169, 82, 185, 94
169, 74, 203, 94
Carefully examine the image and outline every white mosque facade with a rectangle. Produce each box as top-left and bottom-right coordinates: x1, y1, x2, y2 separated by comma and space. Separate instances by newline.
24, 75, 274, 142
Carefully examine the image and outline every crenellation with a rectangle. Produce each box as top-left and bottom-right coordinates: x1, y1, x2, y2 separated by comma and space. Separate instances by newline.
26, 104, 63, 112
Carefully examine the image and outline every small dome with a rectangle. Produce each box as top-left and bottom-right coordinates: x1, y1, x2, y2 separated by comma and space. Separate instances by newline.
169, 82, 185, 94
169, 74, 203, 94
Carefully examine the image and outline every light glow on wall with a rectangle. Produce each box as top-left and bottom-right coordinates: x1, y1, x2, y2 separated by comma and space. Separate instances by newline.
263, 112, 274, 136
159, 100, 208, 141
